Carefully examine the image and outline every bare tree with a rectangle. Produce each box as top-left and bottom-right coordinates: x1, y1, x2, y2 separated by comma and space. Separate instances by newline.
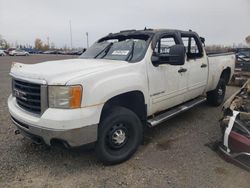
50, 42, 55, 50
42, 44, 49, 51
0, 34, 5, 47
246, 36, 250, 46
0, 34, 9, 49
34, 38, 43, 50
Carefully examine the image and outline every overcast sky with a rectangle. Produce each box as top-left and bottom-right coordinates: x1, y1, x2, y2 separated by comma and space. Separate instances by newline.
0, 0, 249, 48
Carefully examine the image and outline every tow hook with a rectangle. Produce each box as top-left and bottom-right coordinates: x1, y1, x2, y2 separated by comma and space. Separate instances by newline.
15, 129, 20, 135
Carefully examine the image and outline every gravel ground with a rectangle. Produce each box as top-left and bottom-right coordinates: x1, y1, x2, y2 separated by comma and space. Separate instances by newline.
0, 55, 250, 188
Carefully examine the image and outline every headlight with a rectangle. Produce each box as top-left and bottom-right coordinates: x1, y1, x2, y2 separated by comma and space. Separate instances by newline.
48, 85, 82, 109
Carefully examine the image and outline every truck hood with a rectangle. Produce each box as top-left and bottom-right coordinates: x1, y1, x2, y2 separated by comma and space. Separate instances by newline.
10, 58, 129, 85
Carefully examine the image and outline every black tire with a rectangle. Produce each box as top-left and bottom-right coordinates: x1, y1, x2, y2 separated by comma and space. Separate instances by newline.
207, 78, 226, 106
95, 106, 143, 165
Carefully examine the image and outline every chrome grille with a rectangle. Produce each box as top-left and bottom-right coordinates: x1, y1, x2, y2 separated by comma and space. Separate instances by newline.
13, 79, 41, 114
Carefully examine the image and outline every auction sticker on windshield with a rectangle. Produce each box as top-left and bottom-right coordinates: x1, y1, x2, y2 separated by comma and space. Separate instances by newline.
112, 50, 129, 56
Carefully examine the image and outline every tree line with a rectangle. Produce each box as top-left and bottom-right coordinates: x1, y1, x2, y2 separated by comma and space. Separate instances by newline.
34, 38, 56, 51
1, 34, 250, 51
0, 35, 72, 50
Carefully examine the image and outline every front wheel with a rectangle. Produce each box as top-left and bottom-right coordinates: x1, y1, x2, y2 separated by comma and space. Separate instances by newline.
95, 106, 143, 165
207, 78, 226, 106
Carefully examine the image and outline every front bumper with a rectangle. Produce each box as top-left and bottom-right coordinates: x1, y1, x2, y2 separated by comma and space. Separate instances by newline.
8, 95, 102, 147
11, 116, 98, 147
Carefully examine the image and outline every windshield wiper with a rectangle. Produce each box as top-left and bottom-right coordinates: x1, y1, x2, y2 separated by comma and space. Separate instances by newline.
95, 42, 113, 58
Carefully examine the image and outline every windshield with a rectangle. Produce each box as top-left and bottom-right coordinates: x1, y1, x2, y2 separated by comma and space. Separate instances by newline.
79, 37, 149, 62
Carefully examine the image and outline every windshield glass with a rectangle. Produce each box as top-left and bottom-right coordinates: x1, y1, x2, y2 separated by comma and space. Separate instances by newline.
79, 36, 149, 62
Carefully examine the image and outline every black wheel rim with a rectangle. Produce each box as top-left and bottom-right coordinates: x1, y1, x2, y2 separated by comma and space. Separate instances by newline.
106, 123, 129, 150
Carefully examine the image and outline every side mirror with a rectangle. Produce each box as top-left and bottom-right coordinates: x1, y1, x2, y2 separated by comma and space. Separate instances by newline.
152, 44, 186, 66
151, 54, 160, 64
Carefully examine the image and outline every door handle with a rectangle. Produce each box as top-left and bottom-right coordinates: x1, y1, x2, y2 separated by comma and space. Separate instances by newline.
178, 68, 187, 73
201, 64, 207, 68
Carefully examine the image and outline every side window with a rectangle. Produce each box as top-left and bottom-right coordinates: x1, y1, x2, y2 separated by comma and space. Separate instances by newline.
154, 36, 177, 55
181, 36, 203, 59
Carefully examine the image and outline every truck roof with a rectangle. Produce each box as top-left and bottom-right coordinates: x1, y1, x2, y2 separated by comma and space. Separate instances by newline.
99, 28, 200, 42
98, 28, 203, 47
105, 28, 198, 37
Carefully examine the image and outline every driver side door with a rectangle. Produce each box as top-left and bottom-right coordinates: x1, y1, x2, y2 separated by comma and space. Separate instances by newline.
147, 35, 188, 115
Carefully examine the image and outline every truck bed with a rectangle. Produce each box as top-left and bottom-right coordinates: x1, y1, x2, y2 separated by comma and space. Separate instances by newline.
206, 52, 235, 92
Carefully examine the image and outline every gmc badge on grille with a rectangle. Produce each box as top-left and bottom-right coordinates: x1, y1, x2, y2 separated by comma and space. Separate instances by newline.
14, 89, 27, 101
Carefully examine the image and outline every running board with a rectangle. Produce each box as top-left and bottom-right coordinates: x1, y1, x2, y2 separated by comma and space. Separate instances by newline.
148, 97, 206, 127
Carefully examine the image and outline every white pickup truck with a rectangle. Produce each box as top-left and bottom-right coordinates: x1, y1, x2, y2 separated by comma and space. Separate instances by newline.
8, 29, 235, 164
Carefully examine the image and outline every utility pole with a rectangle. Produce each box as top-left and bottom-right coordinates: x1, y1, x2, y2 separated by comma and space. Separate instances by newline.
86, 32, 89, 48
69, 20, 73, 49
47, 37, 50, 47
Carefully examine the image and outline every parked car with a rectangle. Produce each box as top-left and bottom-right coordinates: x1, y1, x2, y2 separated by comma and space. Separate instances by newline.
67, 49, 86, 55
76, 49, 86, 55
43, 50, 59, 54
22, 48, 42, 54
0, 49, 6, 56
8, 29, 235, 164
9, 49, 29, 56
5, 48, 16, 55
236, 48, 250, 65
220, 79, 250, 171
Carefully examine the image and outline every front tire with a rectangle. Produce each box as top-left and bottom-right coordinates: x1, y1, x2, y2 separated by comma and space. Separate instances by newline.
95, 106, 143, 165
207, 78, 226, 106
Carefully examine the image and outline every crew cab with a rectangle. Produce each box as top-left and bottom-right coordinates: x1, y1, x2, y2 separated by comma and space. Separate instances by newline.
8, 29, 235, 164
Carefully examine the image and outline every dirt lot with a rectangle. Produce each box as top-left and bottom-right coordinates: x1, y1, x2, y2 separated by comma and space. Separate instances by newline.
0, 55, 250, 188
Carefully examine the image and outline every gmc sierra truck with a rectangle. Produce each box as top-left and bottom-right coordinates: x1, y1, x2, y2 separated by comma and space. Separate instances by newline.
8, 29, 235, 164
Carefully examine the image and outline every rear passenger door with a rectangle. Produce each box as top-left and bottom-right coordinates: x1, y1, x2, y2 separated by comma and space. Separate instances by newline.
181, 34, 208, 101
